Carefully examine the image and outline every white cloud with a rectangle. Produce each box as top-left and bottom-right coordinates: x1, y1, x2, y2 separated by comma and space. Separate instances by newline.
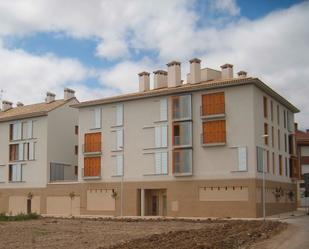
209, 0, 240, 16
0, 0, 308, 128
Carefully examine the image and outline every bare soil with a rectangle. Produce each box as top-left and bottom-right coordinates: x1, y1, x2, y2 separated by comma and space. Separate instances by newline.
0, 217, 287, 249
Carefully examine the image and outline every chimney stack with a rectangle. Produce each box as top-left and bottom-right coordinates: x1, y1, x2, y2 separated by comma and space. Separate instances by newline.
189, 58, 201, 84
153, 70, 167, 89
64, 88, 75, 100
221, 63, 234, 79
46, 92, 56, 103
2, 100, 13, 111
16, 102, 24, 107
294, 123, 298, 131
167, 61, 181, 87
237, 71, 247, 78
138, 71, 150, 92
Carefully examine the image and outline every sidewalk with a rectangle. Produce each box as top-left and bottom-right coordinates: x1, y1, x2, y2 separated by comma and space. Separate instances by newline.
251, 211, 309, 249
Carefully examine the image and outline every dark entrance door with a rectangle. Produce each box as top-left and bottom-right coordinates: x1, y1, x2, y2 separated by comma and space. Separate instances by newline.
27, 199, 32, 214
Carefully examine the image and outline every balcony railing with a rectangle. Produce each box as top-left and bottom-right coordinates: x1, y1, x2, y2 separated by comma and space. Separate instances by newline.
173, 150, 192, 176
82, 142, 102, 154
49, 163, 78, 182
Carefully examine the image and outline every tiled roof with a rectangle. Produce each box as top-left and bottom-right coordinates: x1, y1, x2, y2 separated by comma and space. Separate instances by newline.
0, 99, 69, 122
72, 77, 300, 113
296, 129, 309, 143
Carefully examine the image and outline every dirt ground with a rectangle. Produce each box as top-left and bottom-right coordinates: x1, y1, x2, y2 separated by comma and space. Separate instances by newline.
0, 217, 286, 249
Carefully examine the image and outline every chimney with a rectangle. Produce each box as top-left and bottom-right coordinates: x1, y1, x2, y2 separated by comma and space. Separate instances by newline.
237, 71, 247, 78
16, 102, 24, 107
294, 123, 298, 131
189, 58, 201, 84
64, 88, 75, 100
2, 100, 13, 111
138, 71, 150, 92
221, 63, 234, 79
46, 92, 56, 103
153, 70, 168, 89
167, 61, 181, 87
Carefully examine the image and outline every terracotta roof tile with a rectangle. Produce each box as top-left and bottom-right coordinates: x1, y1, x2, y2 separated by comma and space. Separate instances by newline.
0, 99, 67, 122
72, 77, 299, 113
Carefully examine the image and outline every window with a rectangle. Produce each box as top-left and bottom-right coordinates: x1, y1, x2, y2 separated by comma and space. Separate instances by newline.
10, 122, 22, 141
266, 151, 270, 173
237, 147, 247, 171
9, 164, 22, 182
289, 134, 295, 155
201, 92, 225, 116
271, 126, 274, 148
0, 165, 5, 183
264, 123, 268, 145
74, 166, 78, 176
173, 122, 192, 147
84, 133, 101, 153
257, 146, 264, 172
160, 98, 168, 121
277, 105, 280, 125
92, 107, 101, 129
279, 155, 283, 175
116, 104, 123, 126
263, 96, 268, 118
173, 149, 192, 175
84, 157, 101, 177
116, 128, 124, 150
278, 129, 281, 150
283, 110, 287, 129
172, 95, 191, 120
9, 144, 24, 161
155, 152, 168, 174
27, 120, 33, 139
285, 157, 288, 177
270, 100, 273, 121
27, 142, 35, 160
75, 145, 78, 155
115, 155, 123, 176
75, 125, 79, 135
202, 120, 226, 144
287, 111, 293, 132
272, 152, 275, 174
284, 134, 287, 153
155, 125, 168, 148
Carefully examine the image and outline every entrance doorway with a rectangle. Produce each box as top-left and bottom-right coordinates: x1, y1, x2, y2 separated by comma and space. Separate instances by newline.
27, 199, 32, 214
142, 189, 167, 216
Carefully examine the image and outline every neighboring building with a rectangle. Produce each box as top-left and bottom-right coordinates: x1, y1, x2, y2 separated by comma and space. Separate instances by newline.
0, 88, 78, 215
294, 124, 309, 207
70, 58, 298, 218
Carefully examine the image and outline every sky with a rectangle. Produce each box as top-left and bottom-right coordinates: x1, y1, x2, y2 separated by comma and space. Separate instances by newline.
0, 0, 308, 128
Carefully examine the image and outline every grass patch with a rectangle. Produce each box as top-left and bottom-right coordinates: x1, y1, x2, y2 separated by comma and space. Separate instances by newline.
32, 227, 49, 236
0, 212, 40, 221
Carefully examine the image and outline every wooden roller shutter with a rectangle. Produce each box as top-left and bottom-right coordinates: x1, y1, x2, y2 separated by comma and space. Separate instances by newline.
84, 157, 101, 177
203, 120, 226, 144
202, 92, 225, 116
84, 132, 101, 152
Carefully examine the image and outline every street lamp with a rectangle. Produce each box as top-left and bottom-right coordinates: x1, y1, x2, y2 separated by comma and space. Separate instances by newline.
261, 134, 269, 221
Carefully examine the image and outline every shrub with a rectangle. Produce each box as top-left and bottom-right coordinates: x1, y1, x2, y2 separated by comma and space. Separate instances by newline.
0, 212, 40, 221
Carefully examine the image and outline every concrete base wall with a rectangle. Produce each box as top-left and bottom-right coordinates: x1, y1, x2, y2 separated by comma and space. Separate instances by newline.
0, 179, 297, 218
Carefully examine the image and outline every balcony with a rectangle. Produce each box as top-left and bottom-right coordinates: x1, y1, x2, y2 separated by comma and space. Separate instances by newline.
49, 163, 78, 182
172, 95, 192, 121
82, 142, 102, 155
173, 122, 192, 148
173, 149, 192, 176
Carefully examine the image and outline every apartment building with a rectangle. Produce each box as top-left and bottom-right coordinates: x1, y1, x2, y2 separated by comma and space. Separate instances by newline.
0, 89, 78, 215
294, 124, 309, 207
65, 58, 298, 218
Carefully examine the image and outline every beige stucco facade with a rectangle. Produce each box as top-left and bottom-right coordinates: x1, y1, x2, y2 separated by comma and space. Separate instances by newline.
0, 61, 299, 218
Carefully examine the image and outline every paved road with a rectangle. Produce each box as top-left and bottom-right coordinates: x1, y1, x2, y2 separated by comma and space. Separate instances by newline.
251, 215, 309, 249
